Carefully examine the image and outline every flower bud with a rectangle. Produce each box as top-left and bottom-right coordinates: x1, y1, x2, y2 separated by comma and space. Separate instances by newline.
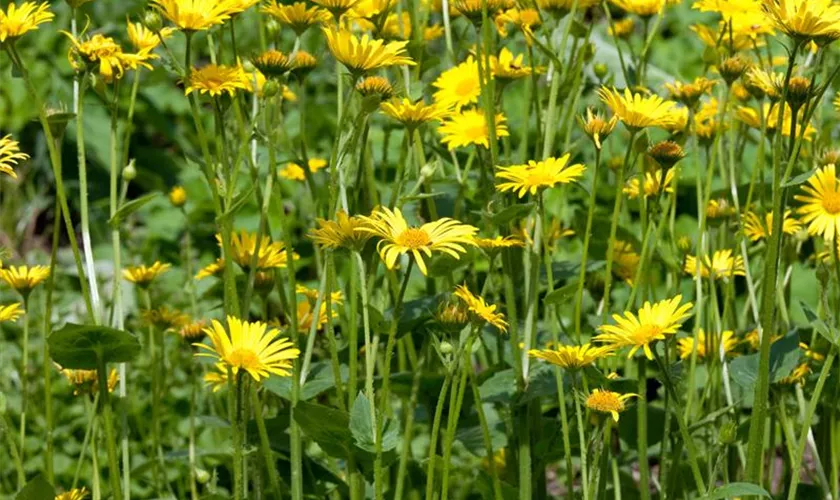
593, 63, 609, 80
718, 420, 737, 445
195, 468, 211, 484
439, 341, 454, 355
123, 160, 137, 181
262, 79, 281, 98
169, 186, 187, 207
143, 10, 163, 33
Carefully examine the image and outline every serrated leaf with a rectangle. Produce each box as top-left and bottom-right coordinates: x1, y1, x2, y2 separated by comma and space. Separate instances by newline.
108, 192, 160, 228
49, 323, 141, 369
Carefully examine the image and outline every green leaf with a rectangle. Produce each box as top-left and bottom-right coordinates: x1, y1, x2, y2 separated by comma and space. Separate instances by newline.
480, 369, 517, 404
15, 476, 55, 500
543, 282, 578, 305
108, 192, 160, 228
702, 482, 771, 499
799, 300, 837, 346
782, 168, 815, 188
49, 323, 141, 369
349, 393, 399, 453
293, 401, 352, 459
217, 184, 257, 223
482, 203, 534, 227
729, 331, 801, 390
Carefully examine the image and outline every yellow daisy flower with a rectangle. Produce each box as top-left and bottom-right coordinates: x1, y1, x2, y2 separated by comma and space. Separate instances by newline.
490, 47, 544, 82
178, 320, 207, 340
609, 17, 635, 38
222, 230, 299, 270
495, 7, 541, 41
684, 249, 746, 280
356, 75, 394, 99
280, 158, 328, 181
356, 207, 478, 276
594, 295, 694, 359
252, 50, 294, 78
623, 168, 675, 199
143, 306, 190, 331
585, 389, 637, 422
55, 487, 89, 500
0, 303, 24, 322
537, 0, 600, 14
195, 316, 301, 383
744, 328, 782, 350
185, 64, 250, 97
127, 21, 174, 53
452, 0, 506, 21
262, 1, 331, 35
123, 262, 171, 286
0, 135, 29, 179
598, 87, 680, 130
794, 164, 840, 240
665, 77, 717, 107
495, 154, 586, 198
762, 0, 840, 43
677, 329, 739, 360
308, 210, 373, 251
312, 0, 361, 18
474, 235, 525, 249
741, 210, 802, 241
453, 284, 508, 332
433, 57, 482, 111
0, 265, 50, 295
63, 32, 155, 82
779, 362, 810, 385
322, 27, 415, 75
610, 0, 665, 17
60, 367, 119, 395
528, 343, 614, 370
580, 108, 618, 150
438, 109, 509, 150
196, 258, 225, 280
381, 98, 449, 130
152, 0, 243, 31
0, 1, 53, 42
612, 240, 640, 285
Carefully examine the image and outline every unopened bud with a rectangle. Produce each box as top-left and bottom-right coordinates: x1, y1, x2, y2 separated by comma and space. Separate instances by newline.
594, 63, 608, 79
195, 468, 211, 484
439, 341, 454, 355
262, 79, 281, 98
123, 160, 137, 181
143, 10, 163, 33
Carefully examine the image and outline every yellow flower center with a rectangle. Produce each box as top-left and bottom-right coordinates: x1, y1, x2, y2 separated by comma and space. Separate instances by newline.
822, 190, 840, 214
586, 391, 624, 413
396, 228, 431, 249
525, 171, 554, 187
634, 324, 662, 343
456, 78, 478, 98
227, 349, 261, 370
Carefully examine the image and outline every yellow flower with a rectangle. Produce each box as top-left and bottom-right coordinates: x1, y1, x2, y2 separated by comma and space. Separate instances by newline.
60, 367, 118, 395
378, 12, 413, 40
794, 164, 840, 241
280, 158, 328, 181
433, 57, 481, 111
152, 0, 244, 31
439, 109, 509, 150
598, 87, 680, 130
169, 185, 187, 207
665, 77, 717, 107
312, 0, 361, 18
677, 329, 739, 360
745, 328, 781, 350
322, 27, 415, 75
491, 47, 544, 82
453, 0, 506, 21
381, 98, 448, 130
63, 33, 154, 82
744, 67, 784, 100
424, 24, 445, 41
295, 286, 343, 332
800, 342, 825, 362
308, 210, 373, 251
127, 21, 174, 53
453, 284, 508, 332
741, 210, 802, 241
623, 168, 675, 199
262, 1, 331, 35
779, 362, 810, 385
0, 1, 53, 42
178, 320, 207, 340
610, 0, 665, 17
196, 258, 225, 279
252, 50, 294, 77
495, 7, 541, 41
495, 154, 586, 198
594, 295, 693, 359
143, 306, 190, 331
538, 0, 600, 15
0, 265, 50, 294
736, 103, 815, 139
612, 240, 640, 285
195, 316, 301, 383
706, 198, 735, 219
296, 284, 344, 305
691, 23, 757, 52
55, 487, 89, 500
356, 207, 478, 276
0, 303, 24, 322
580, 108, 618, 150
356, 75, 394, 99
684, 250, 746, 280
528, 343, 614, 370
222, 230, 298, 270
123, 262, 171, 286
585, 389, 637, 422
474, 235, 525, 250
0, 135, 29, 179
609, 17, 635, 37
762, 0, 840, 44
185, 64, 250, 97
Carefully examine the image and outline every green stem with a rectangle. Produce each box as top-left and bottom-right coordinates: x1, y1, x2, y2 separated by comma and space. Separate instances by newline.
2, 411, 25, 489
441, 337, 472, 500
97, 360, 123, 500
573, 374, 591, 500
469, 359, 504, 500
424, 373, 452, 500
251, 384, 282, 498
637, 358, 650, 500
43, 196, 61, 485
19, 303, 29, 472
574, 149, 601, 340
231, 372, 244, 500
393, 353, 426, 500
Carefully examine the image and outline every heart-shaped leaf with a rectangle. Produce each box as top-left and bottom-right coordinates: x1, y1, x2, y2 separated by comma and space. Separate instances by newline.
49, 323, 141, 370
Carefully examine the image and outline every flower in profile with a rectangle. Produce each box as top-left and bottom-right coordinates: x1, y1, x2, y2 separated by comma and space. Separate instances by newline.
762, 0, 840, 44
665, 77, 717, 108
0, 135, 29, 179
741, 210, 802, 241
288, 50, 318, 80
127, 21, 174, 53
779, 362, 810, 385
585, 389, 637, 422
322, 28, 415, 75
594, 295, 693, 359
63, 33, 154, 82
280, 158, 328, 181
223, 230, 298, 270
684, 250, 746, 280
453, 0, 506, 22
152, 0, 243, 31
196, 258, 224, 279
736, 102, 815, 140
610, 0, 665, 17
143, 306, 190, 331
252, 50, 293, 78
295, 286, 343, 332
453, 284, 508, 332
178, 320, 207, 340
195, 316, 301, 382
169, 185, 187, 207
647, 141, 685, 169
691, 23, 756, 52
580, 108, 618, 150
677, 329, 739, 360
705, 198, 734, 220
0, 302, 24, 322
0, 265, 50, 295
0, 1, 53, 42
356, 207, 478, 275
529, 343, 614, 370
59, 366, 119, 395
612, 240, 640, 284
537, 0, 600, 16
356, 75, 394, 100
381, 98, 449, 131
185, 64, 250, 97
744, 328, 781, 350
308, 210, 373, 251
122, 261, 171, 286
424, 24, 445, 41
744, 67, 784, 101
439, 109, 509, 150
495, 7, 541, 42
474, 235, 525, 250
495, 154, 586, 198
433, 57, 481, 111
795, 164, 840, 241
598, 87, 680, 130
609, 17, 635, 38
55, 487, 89, 500
262, 1, 330, 35
312, 0, 360, 18
490, 48, 543, 83
623, 168, 675, 199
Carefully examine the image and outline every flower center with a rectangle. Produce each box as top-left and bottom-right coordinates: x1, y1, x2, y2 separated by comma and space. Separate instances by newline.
586, 392, 623, 413
456, 77, 478, 98
396, 228, 431, 249
822, 190, 840, 214
634, 324, 663, 343
524, 171, 554, 187
227, 349, 261, 370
